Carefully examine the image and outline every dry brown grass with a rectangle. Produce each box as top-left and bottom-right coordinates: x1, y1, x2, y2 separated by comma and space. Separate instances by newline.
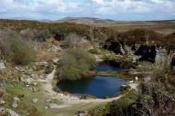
34, 38, 61, 61
36, 51, 57, 62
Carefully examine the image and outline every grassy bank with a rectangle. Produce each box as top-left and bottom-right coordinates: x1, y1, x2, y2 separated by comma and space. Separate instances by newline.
97, 70, 133, 80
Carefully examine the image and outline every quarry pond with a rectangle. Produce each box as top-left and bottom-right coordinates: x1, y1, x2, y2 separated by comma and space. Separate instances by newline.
57, 64, 127, 98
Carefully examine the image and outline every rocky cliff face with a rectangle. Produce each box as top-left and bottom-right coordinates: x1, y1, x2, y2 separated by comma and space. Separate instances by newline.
103, 29, 163, 61
102, 29, 175, 69
171, 54, 175, 70
103, 39, 125, 55
135, 45, 156, 63
155, 48, 174, 70
103, 36, 175, 71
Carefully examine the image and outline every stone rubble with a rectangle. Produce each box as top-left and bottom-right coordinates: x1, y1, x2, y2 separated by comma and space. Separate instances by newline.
32, 98, 38, 104
12, 97, 20, 108
0, 108, 19, 116
0, 62, 6, 70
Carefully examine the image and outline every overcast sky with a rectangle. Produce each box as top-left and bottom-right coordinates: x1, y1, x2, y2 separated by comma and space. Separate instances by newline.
0, 0, 175, 21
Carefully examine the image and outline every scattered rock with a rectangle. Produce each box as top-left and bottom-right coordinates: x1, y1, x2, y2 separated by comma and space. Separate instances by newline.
44, 64, 54, 74
52, 58, 59, 64
31, 87, 38, 92
12, 103, 18, 108
34, 62, 48, 71
15, 66, 25, 72
0, 62, 6, 70
33, 82, 38, 86
12, 97, 20, 108
132, 56, 141, 63
135, 76, 138, 81
0, 99, 5, 105
48, 45, 62, 52
121, 84, 130, 91
0, 107, 19, 116
0, 80, 5, 86
31, 74, 38, 79
129, 80, 134, 84
32, 98, 38, 104
48, 103, 61, 109
24, 78, 34, 85
76, 111, 88, 116
80, 95, 96, 99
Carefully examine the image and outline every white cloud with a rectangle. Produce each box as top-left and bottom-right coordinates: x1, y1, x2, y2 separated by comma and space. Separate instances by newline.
92, 0, 105, 5
90, 0, 175, 16
36, 0, 79, 12
0, 0, 79, 13
0, 0, 174, 20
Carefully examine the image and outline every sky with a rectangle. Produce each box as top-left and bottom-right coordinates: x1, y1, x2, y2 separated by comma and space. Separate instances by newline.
0, 0, 175, 21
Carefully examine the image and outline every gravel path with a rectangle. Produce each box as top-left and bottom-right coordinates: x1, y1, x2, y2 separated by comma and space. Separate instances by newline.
38, 65, 138, 116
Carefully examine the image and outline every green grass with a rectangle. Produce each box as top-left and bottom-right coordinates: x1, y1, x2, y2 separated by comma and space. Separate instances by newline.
89, 90, 137, 116
97, 71, 133, 80
5, 83, 26, 95
2, 82, 55, 116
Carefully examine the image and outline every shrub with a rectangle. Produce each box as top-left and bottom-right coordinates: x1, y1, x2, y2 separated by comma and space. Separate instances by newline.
20, 28, 35, 41
0, 31, 36, 65
88, 48, 99, 54
33, 29, 50, 42
57, 48, 96, 80
62, 33, 82, 48
89, 91, 137, 116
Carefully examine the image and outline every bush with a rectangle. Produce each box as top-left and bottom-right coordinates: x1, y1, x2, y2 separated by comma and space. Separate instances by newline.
0, 31, 36, 65
57, 48, 96, 80
33, 29, 51, 42
62, 33, 82, 48
88, 48, 99, 54
89, 91, 137, 116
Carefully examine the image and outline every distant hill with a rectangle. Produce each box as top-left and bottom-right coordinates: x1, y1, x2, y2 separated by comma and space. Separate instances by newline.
53, 17, 175, 30
1, 18, 174, 34
55, 17, 116, 25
